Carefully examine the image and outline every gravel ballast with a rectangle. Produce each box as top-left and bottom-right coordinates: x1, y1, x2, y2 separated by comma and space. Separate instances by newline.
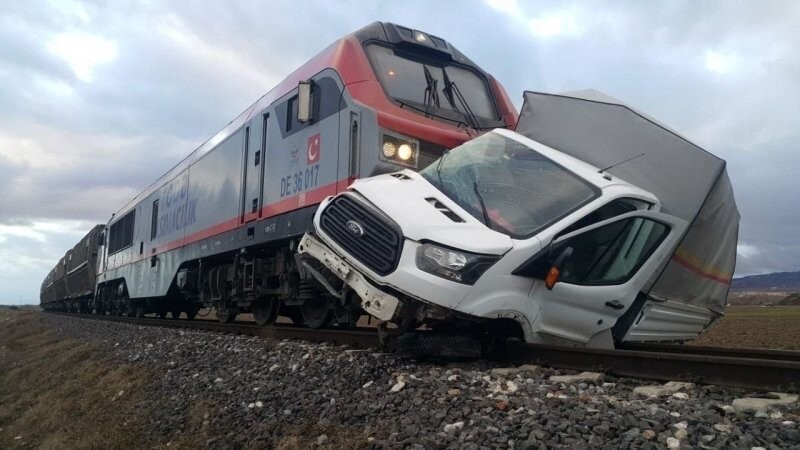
40, 314, 800, 449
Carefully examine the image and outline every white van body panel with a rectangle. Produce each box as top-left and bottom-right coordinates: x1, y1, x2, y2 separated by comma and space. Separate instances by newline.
623, 300, 717, 342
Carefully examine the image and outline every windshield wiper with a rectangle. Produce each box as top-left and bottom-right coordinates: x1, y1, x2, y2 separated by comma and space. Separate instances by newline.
396, 100, 470, 128
441, 68, 458, 110
442, 70, 479, 129
473, 182, 490, 227
423, 65, 440, 117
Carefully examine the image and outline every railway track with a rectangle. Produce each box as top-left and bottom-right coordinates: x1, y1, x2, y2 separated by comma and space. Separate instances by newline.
48, 311, 800, 393
48, 312, 382, 348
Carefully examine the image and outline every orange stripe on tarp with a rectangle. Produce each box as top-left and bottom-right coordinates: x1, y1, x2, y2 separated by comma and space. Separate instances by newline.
670, 253, 732, 286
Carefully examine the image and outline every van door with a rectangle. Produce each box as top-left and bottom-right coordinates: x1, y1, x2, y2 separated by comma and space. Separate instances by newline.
529, 211, 687, 346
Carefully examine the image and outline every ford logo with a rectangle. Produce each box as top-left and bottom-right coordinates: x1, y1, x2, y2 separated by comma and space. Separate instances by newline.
345, 220, 365, 237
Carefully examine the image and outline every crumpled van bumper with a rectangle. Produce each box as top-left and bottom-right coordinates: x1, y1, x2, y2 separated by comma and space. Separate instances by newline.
297, 233, 401, 321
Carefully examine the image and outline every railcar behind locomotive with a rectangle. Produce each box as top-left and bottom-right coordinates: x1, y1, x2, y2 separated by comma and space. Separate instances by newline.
40, 22, 518, 329
40, 225, 104, 313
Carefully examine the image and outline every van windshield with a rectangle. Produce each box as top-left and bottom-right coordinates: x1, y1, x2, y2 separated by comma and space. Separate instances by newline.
420, 133, 599, 239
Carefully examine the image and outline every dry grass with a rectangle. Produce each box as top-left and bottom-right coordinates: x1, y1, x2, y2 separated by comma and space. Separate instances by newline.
0, 309, 154, 449
692, 306, 800, 350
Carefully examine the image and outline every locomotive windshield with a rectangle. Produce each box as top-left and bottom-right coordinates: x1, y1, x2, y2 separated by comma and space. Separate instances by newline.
367, 45, 501, 128
420, 133, 599, 239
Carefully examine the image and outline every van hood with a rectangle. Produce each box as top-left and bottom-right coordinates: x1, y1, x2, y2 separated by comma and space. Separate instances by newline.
349, 170, 513, 255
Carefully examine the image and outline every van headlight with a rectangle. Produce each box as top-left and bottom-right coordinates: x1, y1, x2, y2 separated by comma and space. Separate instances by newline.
381, 132, 418, 168
416, 243, 499, 285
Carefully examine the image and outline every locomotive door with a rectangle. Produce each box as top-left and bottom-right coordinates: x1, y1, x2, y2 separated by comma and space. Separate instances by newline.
241, 114, 268, 224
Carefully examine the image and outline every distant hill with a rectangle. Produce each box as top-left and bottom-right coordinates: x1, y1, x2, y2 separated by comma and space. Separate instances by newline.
731, 271, 800, 292
778, 293, 800, 306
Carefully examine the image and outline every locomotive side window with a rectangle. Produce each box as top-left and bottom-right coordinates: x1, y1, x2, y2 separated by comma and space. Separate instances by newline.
278, 77, 345, 137
286, 96, 299, 132
150, 200, 159, 240
108, 210, 135, 255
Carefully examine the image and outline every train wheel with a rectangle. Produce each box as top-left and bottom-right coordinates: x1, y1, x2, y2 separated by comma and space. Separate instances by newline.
253, 298, 279, 326
170, 310, 182, 319
216, 305, 238, 324
185, 305, 198, 321
333, 307, 359, 329
300, 298, 332, 329
134, 304, 145, 318
157, 309, 168, 319
283, 307, 305, 326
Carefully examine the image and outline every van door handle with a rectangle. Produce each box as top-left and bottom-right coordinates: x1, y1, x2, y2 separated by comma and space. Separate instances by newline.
605, 300, 625, 310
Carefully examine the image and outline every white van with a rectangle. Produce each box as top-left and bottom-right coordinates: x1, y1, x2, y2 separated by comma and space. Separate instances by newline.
298, 91, 739, 349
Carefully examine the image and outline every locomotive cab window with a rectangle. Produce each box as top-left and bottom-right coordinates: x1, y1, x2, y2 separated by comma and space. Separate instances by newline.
365, 44, 502, 127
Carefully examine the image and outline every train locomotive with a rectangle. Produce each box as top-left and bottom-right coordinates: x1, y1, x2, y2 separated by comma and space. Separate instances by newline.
39, 22, 518, 329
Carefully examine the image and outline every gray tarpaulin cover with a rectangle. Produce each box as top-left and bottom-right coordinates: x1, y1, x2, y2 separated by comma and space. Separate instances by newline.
515, 90, 739, 313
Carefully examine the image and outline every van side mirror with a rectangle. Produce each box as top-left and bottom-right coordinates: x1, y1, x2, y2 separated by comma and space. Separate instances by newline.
545, 246, 573, 290
297, 80, 313, 123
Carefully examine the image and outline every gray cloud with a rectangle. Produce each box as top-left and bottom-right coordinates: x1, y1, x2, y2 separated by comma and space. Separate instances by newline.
0, 0, 798, 303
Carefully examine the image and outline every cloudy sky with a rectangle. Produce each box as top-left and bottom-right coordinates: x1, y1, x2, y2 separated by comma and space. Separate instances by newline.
1, 0, 798, 304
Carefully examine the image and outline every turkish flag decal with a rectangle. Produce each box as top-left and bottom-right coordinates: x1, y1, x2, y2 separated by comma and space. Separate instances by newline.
307, 133, 321, 165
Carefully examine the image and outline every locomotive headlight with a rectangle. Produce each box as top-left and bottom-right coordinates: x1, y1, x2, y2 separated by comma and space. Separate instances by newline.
381, 132, 419, 168
382, 141, 397, 158
416, 243, 500, 285
397, 144, 413, 161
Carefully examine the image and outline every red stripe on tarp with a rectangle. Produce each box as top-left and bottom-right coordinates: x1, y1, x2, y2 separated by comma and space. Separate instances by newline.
671, 253, 732, 285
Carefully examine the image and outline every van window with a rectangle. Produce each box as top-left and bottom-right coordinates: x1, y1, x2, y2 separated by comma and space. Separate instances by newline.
558, 216, 668, 285
558, 197, 652, 237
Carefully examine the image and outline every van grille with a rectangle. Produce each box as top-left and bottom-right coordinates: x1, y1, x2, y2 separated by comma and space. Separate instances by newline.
319, 195, 402, 276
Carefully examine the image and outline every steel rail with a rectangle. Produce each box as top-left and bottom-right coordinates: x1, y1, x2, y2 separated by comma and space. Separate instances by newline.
47, 312, 800, 392
491, 341, 800, 393
48, 312, 382, 348
620, 342, 800, 363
